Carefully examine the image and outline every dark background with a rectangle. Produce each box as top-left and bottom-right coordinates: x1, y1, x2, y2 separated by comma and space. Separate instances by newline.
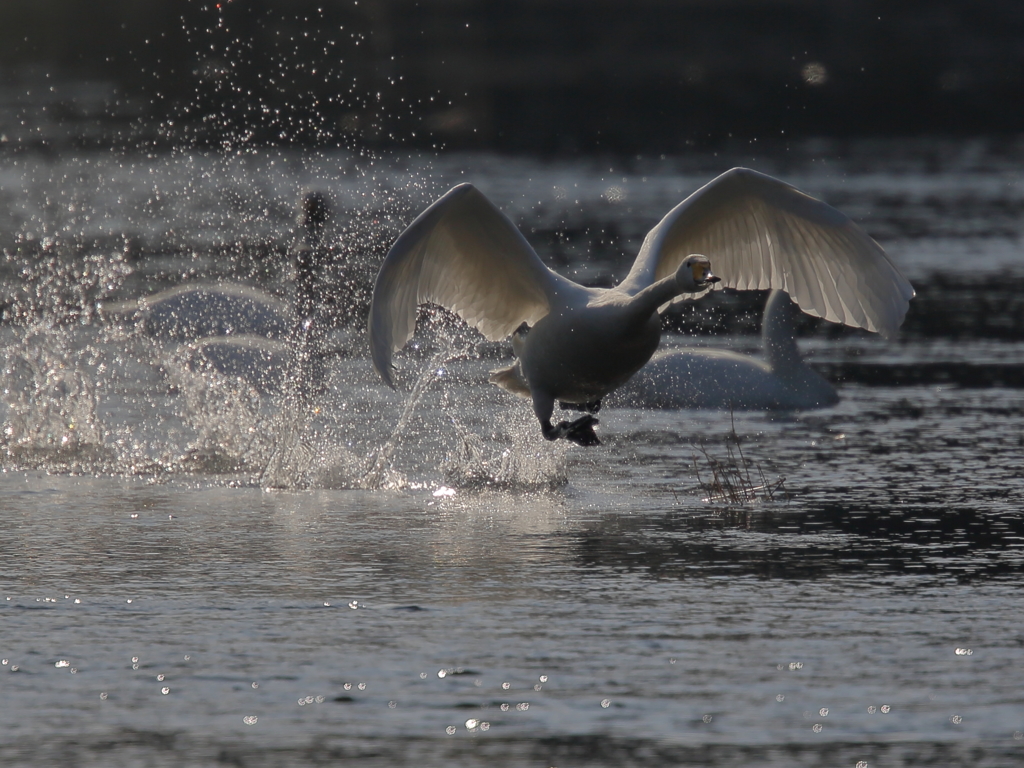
1, 0, 1022, 154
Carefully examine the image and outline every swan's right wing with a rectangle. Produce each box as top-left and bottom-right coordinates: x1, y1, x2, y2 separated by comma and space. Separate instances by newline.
369, 183, 569, 386
623, 168, 915, 337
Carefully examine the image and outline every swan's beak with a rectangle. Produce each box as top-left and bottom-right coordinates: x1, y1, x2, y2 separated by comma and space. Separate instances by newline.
692, 262, 720, 288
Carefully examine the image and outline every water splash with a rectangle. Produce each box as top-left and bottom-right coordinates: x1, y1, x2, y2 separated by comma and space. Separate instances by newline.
0, 243, 130, 471
441, 411, 569, 491
1, 326, 105, 469
163, 351, 264, 475
157, 319, 356, 488
255, 332, 329, 490
3, 184, 572, 490
0, 0, 453, 480
357, 348, 457, 490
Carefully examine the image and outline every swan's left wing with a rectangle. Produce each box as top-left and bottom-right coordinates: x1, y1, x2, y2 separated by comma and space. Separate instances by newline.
622, 168, 915, 336
369, 183, 574, 386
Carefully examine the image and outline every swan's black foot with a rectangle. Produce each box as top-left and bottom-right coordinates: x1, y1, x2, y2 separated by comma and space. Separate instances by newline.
541, 414, 600, 446
564, 414, 600, 446
558, 399, 602, 414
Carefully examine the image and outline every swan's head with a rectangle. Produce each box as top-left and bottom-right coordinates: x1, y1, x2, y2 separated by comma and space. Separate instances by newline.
675, 254, 720, 293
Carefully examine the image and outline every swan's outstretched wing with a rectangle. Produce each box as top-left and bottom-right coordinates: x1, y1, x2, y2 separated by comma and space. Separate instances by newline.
369, 183, 572, 385
623, 168, 915, 336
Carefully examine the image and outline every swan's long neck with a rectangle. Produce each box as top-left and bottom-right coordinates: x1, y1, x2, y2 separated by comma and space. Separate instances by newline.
622, 274, 683, 327
295, 192, 330, 322
304, 221, 326, 250
762, 290, 802, 371
295, 248, 318, 323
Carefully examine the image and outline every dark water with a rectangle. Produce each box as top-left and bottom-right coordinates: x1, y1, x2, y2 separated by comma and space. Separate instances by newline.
2, 141, 1024, 766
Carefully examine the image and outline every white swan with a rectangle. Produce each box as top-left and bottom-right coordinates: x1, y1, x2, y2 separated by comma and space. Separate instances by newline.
101, 283, 293, 341
100, 191, 332, 342
369, 168, 914, 445
172, 334, 287, 392
175, 192, 342, 394
104, 193, 345, 397
612, 290, 839, 410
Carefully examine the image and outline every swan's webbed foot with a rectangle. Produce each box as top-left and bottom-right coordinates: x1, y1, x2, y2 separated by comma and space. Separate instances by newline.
558, 399, 602, 414
541, 414, 601, 446
564, 414, 601, 446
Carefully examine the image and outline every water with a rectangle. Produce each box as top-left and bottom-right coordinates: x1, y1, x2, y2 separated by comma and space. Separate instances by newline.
2, 141, 1024, 766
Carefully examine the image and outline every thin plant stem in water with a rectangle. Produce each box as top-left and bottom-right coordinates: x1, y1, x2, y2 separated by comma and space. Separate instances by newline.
690, 411, 787, 504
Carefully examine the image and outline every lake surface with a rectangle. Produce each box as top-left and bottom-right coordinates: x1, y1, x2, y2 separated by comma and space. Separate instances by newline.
2, 140, 1024, 766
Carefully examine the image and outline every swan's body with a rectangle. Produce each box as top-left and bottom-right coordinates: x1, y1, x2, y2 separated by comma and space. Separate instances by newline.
101, 192, 335, 343
369, 168, 914, 445
179, 334, 291, 393
101, 283, 293, 342
106, 193, 343, 395
484, 254, 718, 443
613, 290, 839, 410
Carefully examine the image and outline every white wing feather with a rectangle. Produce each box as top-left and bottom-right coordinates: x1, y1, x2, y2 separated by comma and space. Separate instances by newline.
369, 183, 574, 385
622, 168, 915, 336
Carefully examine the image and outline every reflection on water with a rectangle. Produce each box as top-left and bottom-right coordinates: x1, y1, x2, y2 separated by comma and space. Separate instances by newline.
2, 144, 1024, 766
3, 471, 1024, 767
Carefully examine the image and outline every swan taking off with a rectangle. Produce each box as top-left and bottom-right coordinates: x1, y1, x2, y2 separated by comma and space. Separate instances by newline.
369, 168, 914, 445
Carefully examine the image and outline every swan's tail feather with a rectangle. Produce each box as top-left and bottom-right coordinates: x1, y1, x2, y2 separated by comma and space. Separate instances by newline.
488, 362, 531, 398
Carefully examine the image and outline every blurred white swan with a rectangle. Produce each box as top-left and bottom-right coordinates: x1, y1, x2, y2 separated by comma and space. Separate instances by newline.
104, 193, 345, 396
612, 289, 839, 410
103, 283, 293, 342
178, 334, 292, 394
101, 191, 333, 342
369, 169, 912, 445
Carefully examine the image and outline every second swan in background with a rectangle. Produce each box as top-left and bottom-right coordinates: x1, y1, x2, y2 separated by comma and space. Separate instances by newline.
612, 290, 839, 411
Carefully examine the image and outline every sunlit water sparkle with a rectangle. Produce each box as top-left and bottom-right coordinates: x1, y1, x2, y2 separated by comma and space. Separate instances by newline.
2, 143, 1024, 767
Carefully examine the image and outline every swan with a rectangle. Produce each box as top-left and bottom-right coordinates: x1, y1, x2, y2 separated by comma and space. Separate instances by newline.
102, 283, 292, 341
175, 192, 342, 394
612, 289, 840, 410
106, 192, 346, 395
100, 191, 332, 343
369, 168, 914, 446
